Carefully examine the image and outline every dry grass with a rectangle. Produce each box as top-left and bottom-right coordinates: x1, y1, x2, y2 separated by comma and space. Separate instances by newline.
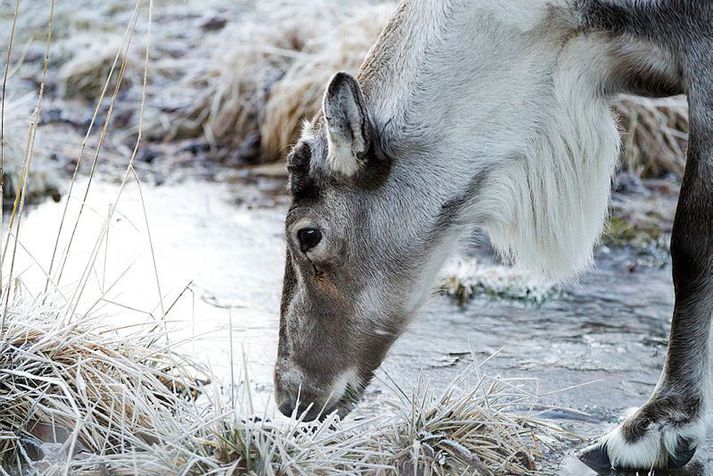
22, 0, 393, 162
363, 371, 569, 475
0, 300, 570, 474
197, 366, 570, 476
58, 32, 146, 100
140, 1, 393, 162
0, 299, 202, 472
614, 94, 689, 178
4, 0, 690, 172
1, 94, 62, 207
259, 5, 393, 161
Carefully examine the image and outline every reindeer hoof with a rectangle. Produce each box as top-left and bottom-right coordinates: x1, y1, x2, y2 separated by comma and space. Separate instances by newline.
578, 442, 612, 472
579, 436, 697, 472
668, 436, 697, 469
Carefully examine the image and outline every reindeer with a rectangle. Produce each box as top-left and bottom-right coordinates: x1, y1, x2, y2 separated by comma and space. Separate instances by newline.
273, 0, 713, 470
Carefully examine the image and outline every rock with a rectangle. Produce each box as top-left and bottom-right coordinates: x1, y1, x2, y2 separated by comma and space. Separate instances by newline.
201, 15, 228, 32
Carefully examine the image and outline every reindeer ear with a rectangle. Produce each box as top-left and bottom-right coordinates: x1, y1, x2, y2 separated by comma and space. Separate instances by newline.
323, 72, 372, 177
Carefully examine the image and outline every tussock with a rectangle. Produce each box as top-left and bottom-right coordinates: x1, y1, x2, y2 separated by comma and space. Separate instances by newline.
131, 3, 335, 152
362, 371, 569, 475
0, 298, 202, 473
203, 367, 572, 475
58, 32, 145, 100
154, 19, 310, 149
36, 1, 392, 162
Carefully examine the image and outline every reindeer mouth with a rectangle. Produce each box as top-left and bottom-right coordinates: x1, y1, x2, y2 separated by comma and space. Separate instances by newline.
334, 383, 364, 415
288, 371, 374, 423
303, 382, 365, 423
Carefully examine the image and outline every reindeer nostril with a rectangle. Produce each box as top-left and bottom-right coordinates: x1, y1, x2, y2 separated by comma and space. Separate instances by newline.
278, 397, 321, 420
278, 399, 296, 417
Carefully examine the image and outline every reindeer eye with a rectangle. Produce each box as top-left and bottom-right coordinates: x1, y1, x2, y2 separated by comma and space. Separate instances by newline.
297, 228, 322, 253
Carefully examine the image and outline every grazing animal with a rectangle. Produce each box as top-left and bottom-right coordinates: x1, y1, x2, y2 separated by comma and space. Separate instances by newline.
273, 0, 713, 470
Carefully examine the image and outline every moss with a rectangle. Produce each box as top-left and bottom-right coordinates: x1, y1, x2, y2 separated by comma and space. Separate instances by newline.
602, 216, 664, 248
603, 216, 663, 245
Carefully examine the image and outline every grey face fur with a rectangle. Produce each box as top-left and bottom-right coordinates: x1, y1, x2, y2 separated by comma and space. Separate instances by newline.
274, 74, 442, 420
275, 156, 399, 419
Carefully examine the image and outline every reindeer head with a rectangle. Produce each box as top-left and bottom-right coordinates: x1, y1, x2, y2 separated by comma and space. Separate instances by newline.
273, 72, 458, 420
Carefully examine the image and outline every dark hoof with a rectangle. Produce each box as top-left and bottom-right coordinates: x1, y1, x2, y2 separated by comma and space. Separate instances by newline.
579, 442, 612, 472
667, 436, 697, 469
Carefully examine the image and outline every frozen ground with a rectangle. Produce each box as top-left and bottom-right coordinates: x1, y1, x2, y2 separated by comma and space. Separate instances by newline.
9, 169, 707, 475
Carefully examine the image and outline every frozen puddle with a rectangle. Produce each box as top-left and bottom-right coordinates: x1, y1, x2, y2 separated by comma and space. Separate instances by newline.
9, 178, 285, 410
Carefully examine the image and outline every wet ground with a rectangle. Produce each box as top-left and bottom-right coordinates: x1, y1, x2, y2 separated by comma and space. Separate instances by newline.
10, 168, 711, 475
